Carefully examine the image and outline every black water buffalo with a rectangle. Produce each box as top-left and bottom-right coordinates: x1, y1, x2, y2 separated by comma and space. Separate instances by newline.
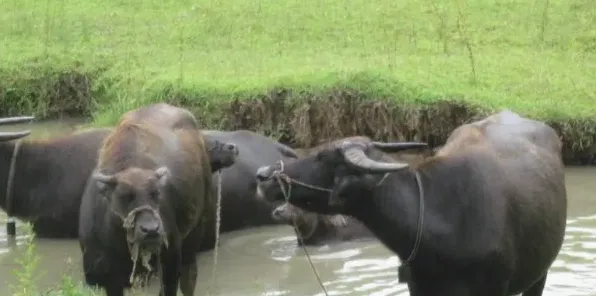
0, 123, 111, 238
255, 110, 567, 296
0, 125, 297, 240
0, 126, 239, 239
271, 202, 375, 246
0, 115, 36, 234
78, 104, 219, 296
198, 129, 298, 239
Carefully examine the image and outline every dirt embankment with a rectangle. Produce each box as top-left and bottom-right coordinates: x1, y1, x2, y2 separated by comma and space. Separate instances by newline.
217, 89, 596, 166
1, 73, 594, 166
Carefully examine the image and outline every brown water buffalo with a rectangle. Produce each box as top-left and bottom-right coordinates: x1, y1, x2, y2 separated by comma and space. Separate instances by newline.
271, 202, 375, 246
0, 124, 240, 238
255, 110, 567, 296
78, 104, 216, 296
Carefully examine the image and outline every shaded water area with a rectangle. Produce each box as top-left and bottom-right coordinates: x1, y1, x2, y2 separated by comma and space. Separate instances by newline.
0, 120, 594, 295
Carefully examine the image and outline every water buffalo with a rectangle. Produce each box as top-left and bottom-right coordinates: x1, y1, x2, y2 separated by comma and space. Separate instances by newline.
271, 202, 374, 246
255, 110, 567, 296
0, 123, 112, 238
0, 124, 239, 238
197, 129, 298, 240
78, 104, 217, 296
0, 115, 36, 234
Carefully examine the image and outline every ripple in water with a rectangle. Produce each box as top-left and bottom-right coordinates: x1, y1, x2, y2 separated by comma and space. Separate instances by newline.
0, 214, 595, 296
252, 215, 596, 296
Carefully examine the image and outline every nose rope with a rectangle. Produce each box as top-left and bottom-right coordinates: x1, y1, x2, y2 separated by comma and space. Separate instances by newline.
271, 160, 330, 296
111, 203, 168, 286
206, 170, 223, 294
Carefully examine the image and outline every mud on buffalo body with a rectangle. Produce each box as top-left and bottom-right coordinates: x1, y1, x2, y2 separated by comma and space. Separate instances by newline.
78, 103, 216, 296
255, 110, 567, 296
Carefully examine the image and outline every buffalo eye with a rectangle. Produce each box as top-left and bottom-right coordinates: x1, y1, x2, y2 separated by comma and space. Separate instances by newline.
150, 190, 159, 201
120, 193, 134, 204
316, 150, 335, 162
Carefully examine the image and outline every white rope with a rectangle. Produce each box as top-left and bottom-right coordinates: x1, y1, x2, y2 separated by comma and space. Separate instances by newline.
207, 170, 223, 294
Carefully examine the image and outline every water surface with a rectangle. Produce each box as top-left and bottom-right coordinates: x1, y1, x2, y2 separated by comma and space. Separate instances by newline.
0, 120, 594, 296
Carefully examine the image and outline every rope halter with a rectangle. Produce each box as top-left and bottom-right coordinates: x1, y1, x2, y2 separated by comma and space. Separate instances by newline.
269, 160, 333, 202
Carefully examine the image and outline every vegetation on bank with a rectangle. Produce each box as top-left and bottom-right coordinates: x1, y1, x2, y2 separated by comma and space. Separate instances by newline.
0, 0, 595, 152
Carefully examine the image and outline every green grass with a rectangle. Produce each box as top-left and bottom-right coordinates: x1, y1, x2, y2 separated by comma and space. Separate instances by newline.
0, 0, 595, 125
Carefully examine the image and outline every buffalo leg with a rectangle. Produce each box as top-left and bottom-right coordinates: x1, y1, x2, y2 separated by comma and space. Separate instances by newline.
178, 224, 204, 295
408, 278, 473, 296
104, 285, 125, 296
179, 237, 200, 295
522, 274, 547, 296
159, 251, 181, 296
179, 259, 198, 296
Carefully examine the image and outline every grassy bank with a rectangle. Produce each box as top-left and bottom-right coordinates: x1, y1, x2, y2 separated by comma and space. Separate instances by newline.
1, 0, 595, 159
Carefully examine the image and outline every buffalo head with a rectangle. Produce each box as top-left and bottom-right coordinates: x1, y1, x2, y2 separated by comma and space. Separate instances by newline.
272, 202, 310, 223
272, 202, 349, 244
255, 137, 428, 214
0, 116, 34, 141
92, 166, 170, 252
207, 139, 239, 172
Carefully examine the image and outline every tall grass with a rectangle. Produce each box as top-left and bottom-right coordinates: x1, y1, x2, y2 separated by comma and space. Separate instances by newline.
0, 0, 594, 123
8, 223, 98, 296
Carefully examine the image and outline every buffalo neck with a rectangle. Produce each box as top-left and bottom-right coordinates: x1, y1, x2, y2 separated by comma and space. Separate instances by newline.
346, 168, 426, 263
347, 157, 485, 272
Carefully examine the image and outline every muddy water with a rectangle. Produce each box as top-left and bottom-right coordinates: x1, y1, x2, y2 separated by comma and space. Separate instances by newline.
0, 120, 595, 296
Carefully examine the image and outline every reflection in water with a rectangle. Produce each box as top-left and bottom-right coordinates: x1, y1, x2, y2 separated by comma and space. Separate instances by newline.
1, 217, 596, 296
0, 121, 595, 295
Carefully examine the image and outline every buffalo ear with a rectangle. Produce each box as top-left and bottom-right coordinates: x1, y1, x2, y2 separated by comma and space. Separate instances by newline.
154, 166, 170, 188
93, 172, 117, 195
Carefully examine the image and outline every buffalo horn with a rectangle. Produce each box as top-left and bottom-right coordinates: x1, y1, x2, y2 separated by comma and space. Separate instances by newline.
0, 116, 34, 142
93, 172, 117, 184
0, 116, 35, 125
342, 144, 409, 173
0, 131, 32, 142
371, 141, 428, 152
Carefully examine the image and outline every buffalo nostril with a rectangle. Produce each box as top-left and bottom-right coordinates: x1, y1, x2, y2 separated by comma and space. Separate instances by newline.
256, 166, 270, 181
227, 144, 239, 155
140, 224, 159, 237
271, 208, 282, 219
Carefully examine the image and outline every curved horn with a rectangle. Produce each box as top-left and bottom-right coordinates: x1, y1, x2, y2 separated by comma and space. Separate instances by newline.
93, 172, 116, 184
0, 116, 34, 142
341, 142, 409, 173
0, 116, 34, 125
93, 172, 117, 194
0, 131, 32, 142
371, 141, 428, 152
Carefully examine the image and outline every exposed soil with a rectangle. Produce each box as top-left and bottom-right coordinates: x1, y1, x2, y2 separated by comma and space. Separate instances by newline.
217, 88, 596, 166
